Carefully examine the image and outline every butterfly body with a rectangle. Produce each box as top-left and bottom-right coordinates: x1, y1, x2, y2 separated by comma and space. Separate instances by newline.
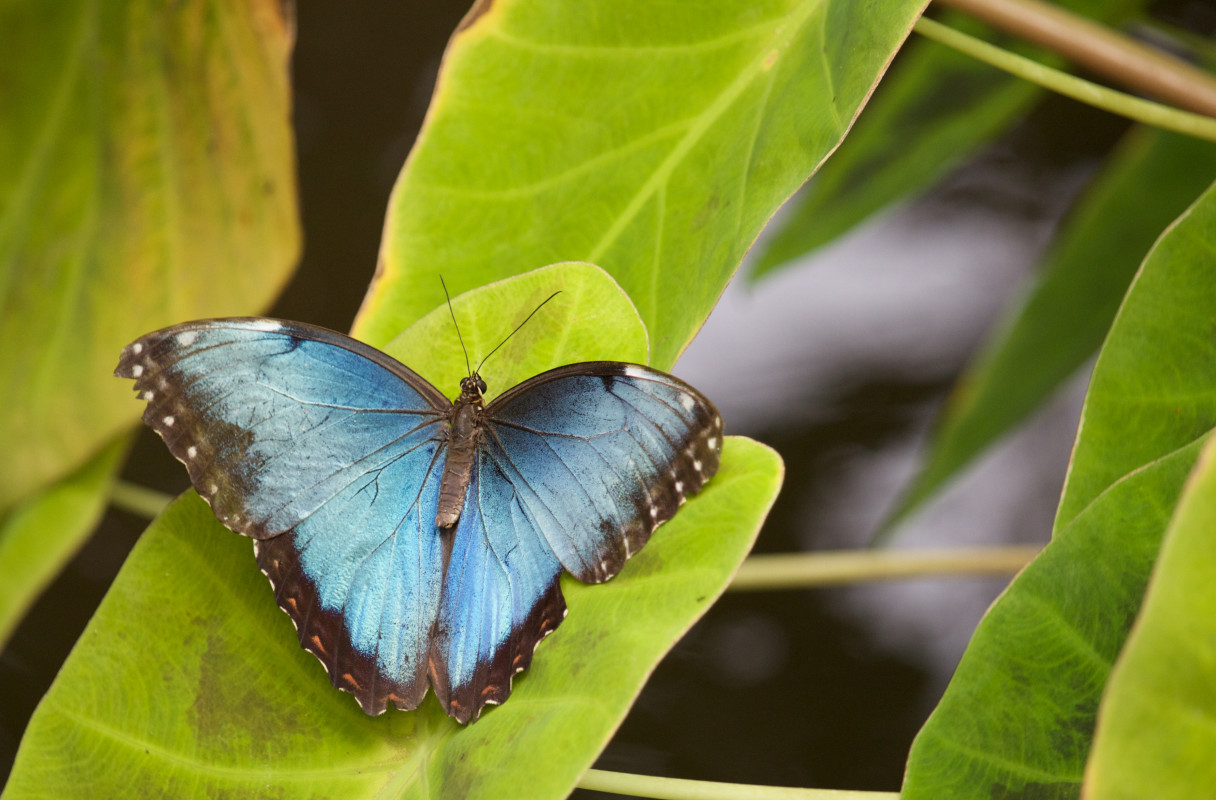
116, 317, 721, 723
435, 374, 487, 528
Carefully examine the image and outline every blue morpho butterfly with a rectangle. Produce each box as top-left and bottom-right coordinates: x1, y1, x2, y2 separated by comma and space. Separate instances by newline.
115, 297, 722, 723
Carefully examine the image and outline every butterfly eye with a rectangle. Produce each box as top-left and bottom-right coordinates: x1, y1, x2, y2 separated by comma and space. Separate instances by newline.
459, 375, 485, 399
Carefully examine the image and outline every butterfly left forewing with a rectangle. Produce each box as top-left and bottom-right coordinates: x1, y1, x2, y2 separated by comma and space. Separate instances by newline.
114, 318, 451, 537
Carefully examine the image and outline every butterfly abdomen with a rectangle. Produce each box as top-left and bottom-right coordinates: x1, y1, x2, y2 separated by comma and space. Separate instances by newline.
436, 393, 483, 528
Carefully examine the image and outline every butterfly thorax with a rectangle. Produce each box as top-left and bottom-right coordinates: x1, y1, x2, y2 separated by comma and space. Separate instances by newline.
435, 373, 488, 528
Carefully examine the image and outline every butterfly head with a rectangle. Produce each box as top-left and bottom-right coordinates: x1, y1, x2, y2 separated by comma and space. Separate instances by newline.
458, 373, 487, 404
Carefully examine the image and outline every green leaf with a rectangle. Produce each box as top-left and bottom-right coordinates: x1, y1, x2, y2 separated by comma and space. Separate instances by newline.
1084, 436, 1216, 799
902, 167, 1216, 798
1054, 181, 1216, 529
0, 436, 128, 649
382, 262, 649, 399
0, 0, 300, 515
6, 442, 782, 799
886, 129, 1216, 531
903, 440, 1204, 798
9, 269, 784, 797
751, 0, 1145, 276
353, 0, 927, 369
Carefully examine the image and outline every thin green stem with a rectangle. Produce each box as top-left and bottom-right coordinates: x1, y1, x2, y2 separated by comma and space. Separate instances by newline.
110, 481, 173, 519
580, 768, 897, 799
934, 0, 1216, 117
913, 16, 1216, 142
730, 546, 1040, 592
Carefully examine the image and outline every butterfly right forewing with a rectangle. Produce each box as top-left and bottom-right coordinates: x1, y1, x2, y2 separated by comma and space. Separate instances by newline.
482, 361, 723, 584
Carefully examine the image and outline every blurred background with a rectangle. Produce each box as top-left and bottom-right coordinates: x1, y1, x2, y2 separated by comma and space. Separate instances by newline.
2, 0, 1164, 792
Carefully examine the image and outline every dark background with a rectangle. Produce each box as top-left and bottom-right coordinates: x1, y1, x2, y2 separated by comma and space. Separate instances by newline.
5, 0, 1187, 793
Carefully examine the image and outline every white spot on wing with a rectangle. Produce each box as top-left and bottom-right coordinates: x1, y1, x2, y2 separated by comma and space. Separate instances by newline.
707, 437, 718, 451
186, 445, 197, 458
623, 365, 649, 380
679, 394, 695, 412
176, 330, 198, 346
693, 459, 703, 472
674, 480, 684, 493
131, 365, 143, 377
244, 319, 282, 332
163, 415, 175, 427
132, 342, 143, 355
143, 390, 154, 400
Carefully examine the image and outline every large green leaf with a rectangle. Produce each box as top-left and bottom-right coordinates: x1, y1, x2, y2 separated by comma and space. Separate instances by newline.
886, 129, 1216, 530
902, 167, 1216, 797
353, 0, 927, 369
1054, 182, 1216, 528
1084, 436, 1216, 799
903, 439, 1204, 798
0, 437, 128, 650
6, 269, 784, 798
751, 0, 1145, 276
0, 0, 300, 515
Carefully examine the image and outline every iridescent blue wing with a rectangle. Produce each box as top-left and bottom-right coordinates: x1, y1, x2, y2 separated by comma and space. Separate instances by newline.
115, 318, 452, 715
428, 362, 723, 722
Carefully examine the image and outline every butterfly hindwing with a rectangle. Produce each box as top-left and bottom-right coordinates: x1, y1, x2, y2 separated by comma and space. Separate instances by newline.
254, 440, 447, 715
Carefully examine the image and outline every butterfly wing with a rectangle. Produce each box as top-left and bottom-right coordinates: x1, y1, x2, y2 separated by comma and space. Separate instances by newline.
427, 362, 723, 722
428, 455, 567, 723
483, 362, 723, 583
115, 318, 453, 714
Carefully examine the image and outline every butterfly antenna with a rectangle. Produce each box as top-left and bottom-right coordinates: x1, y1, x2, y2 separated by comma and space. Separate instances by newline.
440, 277, 474, 378
475, 290, 562, 374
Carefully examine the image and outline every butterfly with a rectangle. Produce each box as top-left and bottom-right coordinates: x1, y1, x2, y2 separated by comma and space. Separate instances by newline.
115, 315, 722, 723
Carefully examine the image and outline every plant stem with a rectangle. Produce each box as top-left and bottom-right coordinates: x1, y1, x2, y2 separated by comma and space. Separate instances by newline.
933, 0, 1216, 117
110, 481, 173, 518
580, 768, 897, 799
729, 546, 1040, 591
914, 16, 1216, 142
